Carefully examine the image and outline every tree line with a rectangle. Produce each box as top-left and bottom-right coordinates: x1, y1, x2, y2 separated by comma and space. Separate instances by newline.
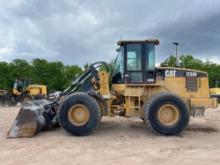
0, 55, 219, 92
0, 59, 83, 91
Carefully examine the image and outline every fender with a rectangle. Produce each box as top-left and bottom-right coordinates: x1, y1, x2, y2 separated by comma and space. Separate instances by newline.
88, 91, 108, 116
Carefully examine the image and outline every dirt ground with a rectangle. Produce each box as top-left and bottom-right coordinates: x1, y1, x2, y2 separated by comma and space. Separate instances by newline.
1, 106, 220, 165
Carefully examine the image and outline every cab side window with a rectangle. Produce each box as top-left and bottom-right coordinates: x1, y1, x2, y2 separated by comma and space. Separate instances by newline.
147, 44, 155, 70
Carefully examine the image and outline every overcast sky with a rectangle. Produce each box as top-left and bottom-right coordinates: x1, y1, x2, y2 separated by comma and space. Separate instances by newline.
0, 0, 220, 65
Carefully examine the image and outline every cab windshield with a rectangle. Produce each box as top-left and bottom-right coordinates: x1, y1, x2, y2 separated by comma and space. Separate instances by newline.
112, 46, 124, 83
114, 46, 124, 75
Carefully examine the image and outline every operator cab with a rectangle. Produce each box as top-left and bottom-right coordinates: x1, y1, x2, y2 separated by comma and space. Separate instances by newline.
112, 39, 159, 84
13, 79, 32, 92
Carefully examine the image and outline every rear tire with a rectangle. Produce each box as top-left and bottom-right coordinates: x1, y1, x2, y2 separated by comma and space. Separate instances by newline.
58, 92, 101, 136
145, 93, 190, 136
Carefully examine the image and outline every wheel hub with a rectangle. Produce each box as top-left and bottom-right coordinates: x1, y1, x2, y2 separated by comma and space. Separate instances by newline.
68, 104, 90, 126
157, 104, 180, 126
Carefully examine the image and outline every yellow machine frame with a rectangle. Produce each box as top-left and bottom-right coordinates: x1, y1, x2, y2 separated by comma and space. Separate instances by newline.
98, 69, 217, 118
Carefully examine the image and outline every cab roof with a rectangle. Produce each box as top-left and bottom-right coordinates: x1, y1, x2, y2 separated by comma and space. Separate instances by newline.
117, 39, 159, 46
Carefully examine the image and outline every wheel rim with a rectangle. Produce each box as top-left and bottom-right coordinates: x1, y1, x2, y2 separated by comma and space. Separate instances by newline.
157, 104, 180, 126
68, 104, 90, 126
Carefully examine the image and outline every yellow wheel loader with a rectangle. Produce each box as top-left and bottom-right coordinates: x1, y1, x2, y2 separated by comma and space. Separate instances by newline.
7, 39, 218, 138
4, 79, 48, 106
210, 88, 220, 102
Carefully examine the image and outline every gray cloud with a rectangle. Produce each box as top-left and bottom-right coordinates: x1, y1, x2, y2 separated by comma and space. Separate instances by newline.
0, 0, 220, 65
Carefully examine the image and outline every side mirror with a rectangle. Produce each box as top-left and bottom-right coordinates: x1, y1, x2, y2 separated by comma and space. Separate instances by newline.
116, 48, 120, 52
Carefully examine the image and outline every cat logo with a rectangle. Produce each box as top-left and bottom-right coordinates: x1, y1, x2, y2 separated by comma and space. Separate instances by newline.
165, 70, 176, 77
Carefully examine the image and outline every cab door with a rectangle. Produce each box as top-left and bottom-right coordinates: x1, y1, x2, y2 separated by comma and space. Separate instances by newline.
124, 43, 156, 84
124, 43, 144, 83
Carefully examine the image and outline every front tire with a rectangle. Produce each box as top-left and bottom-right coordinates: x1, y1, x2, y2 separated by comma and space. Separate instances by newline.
145, 93, 190, 136
58, 92, 101, 136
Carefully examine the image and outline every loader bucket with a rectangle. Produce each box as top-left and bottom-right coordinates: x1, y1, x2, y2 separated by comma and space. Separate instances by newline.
7, 103, 46, 138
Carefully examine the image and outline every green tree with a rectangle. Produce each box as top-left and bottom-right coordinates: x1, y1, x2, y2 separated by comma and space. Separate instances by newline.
0, 58, 85, 91
64, 65, 83, 87
10, 59, 33, 79
0, 62, 11, 89
161, 55, 177, 67
32, 59, 66, 91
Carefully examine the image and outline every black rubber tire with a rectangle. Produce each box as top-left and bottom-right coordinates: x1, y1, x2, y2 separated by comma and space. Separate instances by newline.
94, 99, 104, 121
34, 94, 45, 100
58, 92, 101, 136
7, 97, 17, 106
0, 96, 4, 106
88, 92, 108, 118
145, 93, 190, 136
21, 94, 33, 105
